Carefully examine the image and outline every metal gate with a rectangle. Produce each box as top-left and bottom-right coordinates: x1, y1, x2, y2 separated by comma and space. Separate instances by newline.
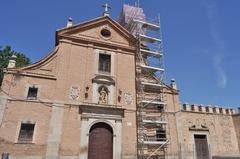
194, 135, 210, 159
88, 122, 113, 159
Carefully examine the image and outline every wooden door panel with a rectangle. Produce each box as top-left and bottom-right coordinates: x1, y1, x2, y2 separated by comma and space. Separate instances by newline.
88, 123, 113, 159
194, 135, 210, 159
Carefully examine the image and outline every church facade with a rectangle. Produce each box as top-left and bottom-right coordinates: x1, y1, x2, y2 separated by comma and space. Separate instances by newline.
0, 5, 240, 159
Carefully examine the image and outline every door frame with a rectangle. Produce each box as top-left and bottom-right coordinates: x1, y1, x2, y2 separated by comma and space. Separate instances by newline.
79, 117, 122, 159
88, 122, 114, 159
191, 132, 211, 159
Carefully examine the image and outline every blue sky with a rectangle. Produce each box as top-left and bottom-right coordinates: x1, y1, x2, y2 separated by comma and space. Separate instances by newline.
1, 0, 240, 108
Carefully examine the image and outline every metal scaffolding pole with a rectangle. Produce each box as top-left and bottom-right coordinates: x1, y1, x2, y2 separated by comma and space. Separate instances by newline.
119, 4, 168, 159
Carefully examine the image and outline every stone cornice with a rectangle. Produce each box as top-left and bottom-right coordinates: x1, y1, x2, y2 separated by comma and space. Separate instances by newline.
58, 35, 136, 55
4, 70, 57, 80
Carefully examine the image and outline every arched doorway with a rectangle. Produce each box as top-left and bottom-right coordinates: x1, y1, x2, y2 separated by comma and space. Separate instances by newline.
88, 122, 113, 159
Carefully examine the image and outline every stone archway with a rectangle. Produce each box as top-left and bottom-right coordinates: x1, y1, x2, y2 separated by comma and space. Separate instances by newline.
88, 122, 113, 159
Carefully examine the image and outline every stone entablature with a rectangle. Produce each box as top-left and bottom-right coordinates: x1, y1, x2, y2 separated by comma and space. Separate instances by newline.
182, 103, 234, 115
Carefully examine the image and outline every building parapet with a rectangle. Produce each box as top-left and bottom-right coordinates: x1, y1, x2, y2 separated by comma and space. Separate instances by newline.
182, 103, 234, 115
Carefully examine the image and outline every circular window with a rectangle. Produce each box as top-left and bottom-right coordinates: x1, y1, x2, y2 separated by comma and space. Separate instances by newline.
101, 29, 111, 38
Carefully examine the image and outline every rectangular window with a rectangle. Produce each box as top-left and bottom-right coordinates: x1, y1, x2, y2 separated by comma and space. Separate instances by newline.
98, 54, 111, 74
27, 87, 38, 99
18, 123, 35, 143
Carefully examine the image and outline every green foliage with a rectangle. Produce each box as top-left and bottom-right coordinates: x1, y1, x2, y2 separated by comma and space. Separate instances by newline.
0, 46, 31, 85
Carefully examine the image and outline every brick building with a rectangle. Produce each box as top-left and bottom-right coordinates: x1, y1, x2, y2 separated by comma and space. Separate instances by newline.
0, 4, 240, 159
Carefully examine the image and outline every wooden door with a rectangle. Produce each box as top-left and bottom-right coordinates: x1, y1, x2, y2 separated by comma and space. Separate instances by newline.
88, 122, 113, 159
194, 135, 210, 159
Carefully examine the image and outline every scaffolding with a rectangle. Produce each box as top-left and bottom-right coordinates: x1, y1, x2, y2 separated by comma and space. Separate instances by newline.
119, 4, 168, 159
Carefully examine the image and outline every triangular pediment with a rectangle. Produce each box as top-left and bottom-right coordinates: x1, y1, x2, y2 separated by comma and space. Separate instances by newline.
56, 16, 136, 47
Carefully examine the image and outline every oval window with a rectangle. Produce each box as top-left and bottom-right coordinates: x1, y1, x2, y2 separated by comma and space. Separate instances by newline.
101, 29, 111, 38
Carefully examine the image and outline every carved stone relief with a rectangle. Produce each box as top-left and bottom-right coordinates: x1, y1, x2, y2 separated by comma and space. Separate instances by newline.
98, 86, 108, 104
69, 86, 80, 100
124, 93, 133, 105
187, 116, 208, 131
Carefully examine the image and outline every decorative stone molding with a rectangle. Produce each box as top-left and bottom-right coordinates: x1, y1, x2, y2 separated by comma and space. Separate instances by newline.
69, 86, 80, 100
182, 103, 235, 115
92, 75, 115, 85
186, 118, 209, 131
124, 92, 133, 105
79, 103, 123, 159
92, 75, 115, 105
79, 104, 124, 119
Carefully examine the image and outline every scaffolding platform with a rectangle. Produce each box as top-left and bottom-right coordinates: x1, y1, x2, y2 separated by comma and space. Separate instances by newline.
140, 48, 162, 57
139, 34, 161, 43
140, 81, 163, 87
143, 140, 167, 145
133, 19, 160, 31
140, 64, 164, 72
142, 119, 168, 124
141, 100, 166, 106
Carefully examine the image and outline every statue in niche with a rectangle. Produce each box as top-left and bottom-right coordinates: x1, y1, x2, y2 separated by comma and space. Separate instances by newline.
98, 86, 108, 104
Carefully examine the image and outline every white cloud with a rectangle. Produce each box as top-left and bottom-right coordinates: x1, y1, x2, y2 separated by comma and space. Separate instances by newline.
213, 54, 227, 88
204, 0, 227, 88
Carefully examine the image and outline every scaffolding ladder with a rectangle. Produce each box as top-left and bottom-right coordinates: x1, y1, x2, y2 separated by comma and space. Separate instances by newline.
133, 16, 168, 159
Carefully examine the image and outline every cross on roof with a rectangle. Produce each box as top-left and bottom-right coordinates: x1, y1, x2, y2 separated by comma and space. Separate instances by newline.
102, 3, 111, 16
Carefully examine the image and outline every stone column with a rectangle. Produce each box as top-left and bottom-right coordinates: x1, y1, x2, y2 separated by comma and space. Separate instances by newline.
79, 118, 89, 159
46, 103, 64, 159
109, 85, 114, 105
115, 120, 122, 159
92, 83, 98, 103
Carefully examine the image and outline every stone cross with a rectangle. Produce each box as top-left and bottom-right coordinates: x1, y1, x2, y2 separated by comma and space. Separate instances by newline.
102, 3, 111, 16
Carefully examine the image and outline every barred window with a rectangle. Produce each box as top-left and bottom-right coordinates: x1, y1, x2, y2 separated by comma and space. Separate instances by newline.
18, 123, 35, 143
98, 54, 111, 73
27, 87, 38, 99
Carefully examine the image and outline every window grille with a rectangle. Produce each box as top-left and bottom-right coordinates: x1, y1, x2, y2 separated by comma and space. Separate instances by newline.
18, 123, 35, 143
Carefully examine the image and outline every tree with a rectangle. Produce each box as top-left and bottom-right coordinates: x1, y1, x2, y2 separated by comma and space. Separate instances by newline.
0, 46, 31, 85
